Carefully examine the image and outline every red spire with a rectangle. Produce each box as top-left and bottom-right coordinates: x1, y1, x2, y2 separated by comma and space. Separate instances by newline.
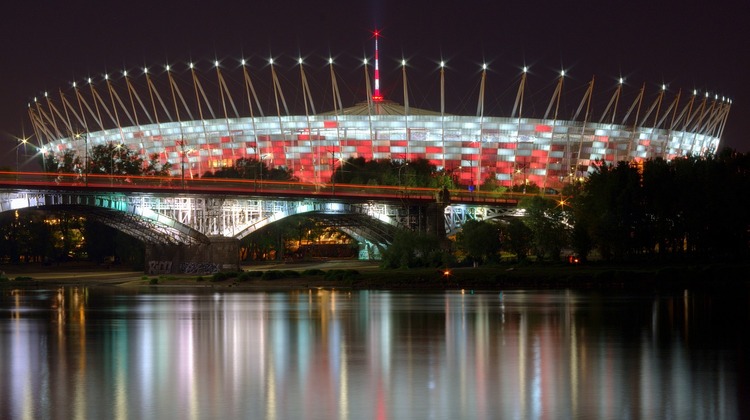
372, 29, 383, 102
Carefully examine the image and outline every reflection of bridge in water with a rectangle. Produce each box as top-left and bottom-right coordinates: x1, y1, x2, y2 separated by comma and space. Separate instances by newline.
0, 171, 534, 273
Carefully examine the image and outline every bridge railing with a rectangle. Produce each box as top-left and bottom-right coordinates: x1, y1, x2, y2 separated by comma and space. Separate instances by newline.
0, 171, 559, 205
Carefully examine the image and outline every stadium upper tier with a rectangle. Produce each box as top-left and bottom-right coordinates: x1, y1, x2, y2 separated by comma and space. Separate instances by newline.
27, 60, 731, 189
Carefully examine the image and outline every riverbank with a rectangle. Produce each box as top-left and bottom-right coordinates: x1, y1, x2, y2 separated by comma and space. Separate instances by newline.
2, 260, 749, 291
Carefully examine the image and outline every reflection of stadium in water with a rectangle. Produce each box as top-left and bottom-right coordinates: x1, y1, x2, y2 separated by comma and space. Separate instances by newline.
28, 39, 730, 189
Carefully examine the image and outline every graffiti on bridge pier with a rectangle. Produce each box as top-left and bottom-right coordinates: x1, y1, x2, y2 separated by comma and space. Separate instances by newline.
147, 260, 220, 274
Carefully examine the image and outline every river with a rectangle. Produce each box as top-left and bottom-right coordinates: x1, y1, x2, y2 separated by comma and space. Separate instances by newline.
1, 287, 746, 419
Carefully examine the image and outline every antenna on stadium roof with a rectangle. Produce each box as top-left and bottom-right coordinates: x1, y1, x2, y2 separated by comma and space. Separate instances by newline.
372, 29, 383, 102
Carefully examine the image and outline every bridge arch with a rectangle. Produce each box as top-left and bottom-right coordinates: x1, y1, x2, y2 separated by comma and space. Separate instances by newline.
0, 190, 209, 245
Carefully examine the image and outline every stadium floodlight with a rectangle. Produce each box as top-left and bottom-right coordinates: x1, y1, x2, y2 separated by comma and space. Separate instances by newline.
104, 74, 108, 80
402, 59, 406, 66
88, 77, 92, 84
215, 60, 220, 68
72, 82, 76, 88
561, 70, 565, 77
440, 61, 445, 68
329, 58, 334, 64
299, 58, 303, 65
662, 84, 666, 91
482, 63, 487, 70
269, 58, 274, 65
123, 70, 128, 77
523, 66, 528, 73
165, 65, 171, 72
143, 67, 148, 74
619, 77, 624, 84
241, 59, 246, 66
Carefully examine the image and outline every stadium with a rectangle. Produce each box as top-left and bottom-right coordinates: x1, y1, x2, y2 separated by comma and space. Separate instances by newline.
27, 37, 732, 190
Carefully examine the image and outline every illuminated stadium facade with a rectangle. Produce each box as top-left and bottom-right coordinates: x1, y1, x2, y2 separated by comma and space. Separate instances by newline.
28, 35, 731, 189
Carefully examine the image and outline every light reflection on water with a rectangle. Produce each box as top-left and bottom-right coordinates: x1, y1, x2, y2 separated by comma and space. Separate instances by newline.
0, 288, 744, 419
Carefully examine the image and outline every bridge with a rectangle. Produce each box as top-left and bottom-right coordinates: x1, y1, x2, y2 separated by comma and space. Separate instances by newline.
0, 171, 531, 274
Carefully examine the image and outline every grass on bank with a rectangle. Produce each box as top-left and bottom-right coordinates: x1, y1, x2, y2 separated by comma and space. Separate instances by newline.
135, 261, 750, 290
3, 261, 748, 290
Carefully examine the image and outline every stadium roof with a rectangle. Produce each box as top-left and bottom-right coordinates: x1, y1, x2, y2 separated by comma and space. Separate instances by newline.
328, 100, 444, 117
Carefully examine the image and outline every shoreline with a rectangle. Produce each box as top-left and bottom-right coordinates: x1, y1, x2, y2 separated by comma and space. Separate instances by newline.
2, 260, 749, 291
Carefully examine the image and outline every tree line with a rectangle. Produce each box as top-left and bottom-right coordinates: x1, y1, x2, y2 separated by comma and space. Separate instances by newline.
384, 149, 750, 268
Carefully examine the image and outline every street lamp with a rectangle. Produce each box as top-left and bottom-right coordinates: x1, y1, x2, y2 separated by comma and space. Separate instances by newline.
515, 161, 529, 193
16, 137, 29, 179
74, 132, 88, 185
178, 141, 194, 190
327, 151, 344, 195
398, 161, 409, 189
257, 153, 270, 192
111, 143, 123, 186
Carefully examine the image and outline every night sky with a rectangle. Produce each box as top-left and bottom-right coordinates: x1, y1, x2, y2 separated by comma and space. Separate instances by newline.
2, 0, 748, 169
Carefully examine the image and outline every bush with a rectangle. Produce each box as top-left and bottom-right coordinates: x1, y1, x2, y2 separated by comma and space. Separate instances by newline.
324, 269, 360, 281
212, 271, 238, 282
282, 270, 301, 278
261, 270, 285, 280
302, 269, 325, 276
14, 276, 34, 282
149, 277, 159, 285
237, 271, 263, 281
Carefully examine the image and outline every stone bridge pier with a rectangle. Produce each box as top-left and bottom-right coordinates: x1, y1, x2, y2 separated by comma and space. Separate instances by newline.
144, 236, 240, 275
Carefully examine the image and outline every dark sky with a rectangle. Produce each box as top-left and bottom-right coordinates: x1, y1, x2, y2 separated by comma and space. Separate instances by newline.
2, 0, 748, 169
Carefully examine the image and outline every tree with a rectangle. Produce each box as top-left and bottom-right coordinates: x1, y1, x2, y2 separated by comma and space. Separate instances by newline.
144, 153, 174, 176
43, 149, 82, 173
381, 231, 449, 269
522, 196, 568, 261
206, 157, 295, 181
331, 157, 454, 188
455, 219, 502, 266
88, 143, 144, 176
502, 218, 533, 262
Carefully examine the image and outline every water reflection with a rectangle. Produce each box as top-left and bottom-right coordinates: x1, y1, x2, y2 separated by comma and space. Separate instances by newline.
0, 288, 744, 419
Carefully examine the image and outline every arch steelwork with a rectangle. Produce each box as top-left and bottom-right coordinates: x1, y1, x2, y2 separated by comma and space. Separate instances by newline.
0, 190, 209, 245
443, 204, 525, 236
